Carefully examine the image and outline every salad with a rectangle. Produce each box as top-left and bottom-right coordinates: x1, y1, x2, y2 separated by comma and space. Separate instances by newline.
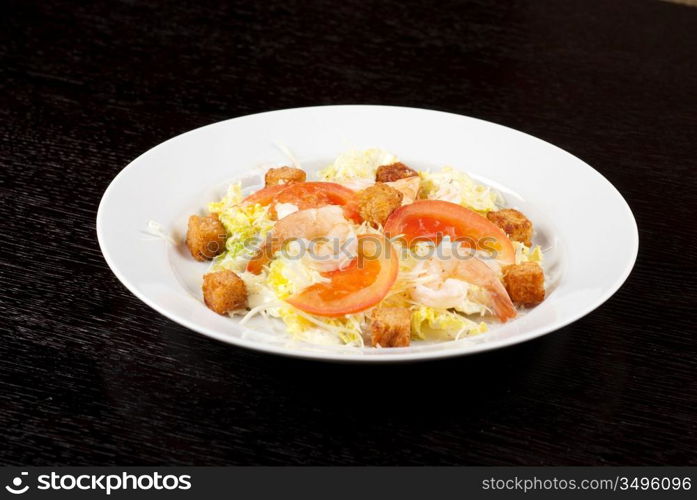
185, 149, 545, 348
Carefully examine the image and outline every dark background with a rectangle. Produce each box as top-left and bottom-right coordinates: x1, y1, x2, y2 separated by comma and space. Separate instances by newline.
2, 0, 696, 465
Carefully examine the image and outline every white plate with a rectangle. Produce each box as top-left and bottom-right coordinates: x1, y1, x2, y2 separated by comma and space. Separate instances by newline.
97, 105, 638, 362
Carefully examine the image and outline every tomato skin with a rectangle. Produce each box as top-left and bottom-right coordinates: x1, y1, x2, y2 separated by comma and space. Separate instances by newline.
241, 184, 287, 206
285, 234, 398, 317
341, 196, 362, 223
242, 182, 355, 211
384, 200, 515, 265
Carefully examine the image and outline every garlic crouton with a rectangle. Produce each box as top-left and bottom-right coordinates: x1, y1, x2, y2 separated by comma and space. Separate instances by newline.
357, 183, 403, 225
375, 162, 418, 183
487, 208, 533, 247
369, 307, 411, 347
186, 214, 227, 261
502, 262, 545, 306
202, 270, 248, 314
264, 166, 307, 187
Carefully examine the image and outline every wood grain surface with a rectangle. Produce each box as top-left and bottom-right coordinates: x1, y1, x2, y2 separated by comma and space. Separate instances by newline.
1, 0, 696, 465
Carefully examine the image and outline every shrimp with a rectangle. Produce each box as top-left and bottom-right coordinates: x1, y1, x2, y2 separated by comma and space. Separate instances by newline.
247, 205, 358, 274
411, 247, 517, 322
413, 276, 471, 310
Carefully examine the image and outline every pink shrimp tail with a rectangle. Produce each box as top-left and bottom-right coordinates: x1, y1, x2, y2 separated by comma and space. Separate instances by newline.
488, 280, 517, 322
455, 257, 517, 322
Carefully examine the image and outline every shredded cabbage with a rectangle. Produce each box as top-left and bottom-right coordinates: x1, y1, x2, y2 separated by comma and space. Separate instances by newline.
143, 220, 175, 245
208, 182, 243, 214
280, 307, 365, 346
268, 256, 365, 345
318, 148, 397, 184
237, 251, 365, 346
206, 182, 275, 272
277, 306, 314, 335
267, 254, 330, 299
210, 203, 274, 272
452, 285, 491, 316
420, 167, 500, 212
411, 305, 487, 340
236, 271, 278, 309
513, 241, 544, 264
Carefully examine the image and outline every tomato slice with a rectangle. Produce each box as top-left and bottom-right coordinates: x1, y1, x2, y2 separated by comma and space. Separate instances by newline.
242, 182, 355, 211
384, 200, 515, 265
285, 234, 398, 317
241, 184, 287, 206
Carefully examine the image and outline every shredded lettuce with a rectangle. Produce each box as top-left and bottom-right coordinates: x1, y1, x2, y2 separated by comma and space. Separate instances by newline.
513, 241, 544, 265
318, 148, 397, 184
420, 166, 500, 212
206, 182, 275, 272
211, 252, 249, 273
277, 306, 314, 335
267, 254, 330, 299
411, 305, 487, 340
208, 182, 243, 214
210, 203, 274, 272
237, 251, 365, 346
452, 285, 492, 316
278, 306, 365, 346
267, 256, 364, 345
237, 271, 278, 309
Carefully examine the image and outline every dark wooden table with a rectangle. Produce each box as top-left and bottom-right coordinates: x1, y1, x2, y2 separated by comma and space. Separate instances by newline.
2, 0, 696, 465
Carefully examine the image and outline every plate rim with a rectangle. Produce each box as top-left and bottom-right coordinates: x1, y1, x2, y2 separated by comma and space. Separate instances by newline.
96, 104, 639, 363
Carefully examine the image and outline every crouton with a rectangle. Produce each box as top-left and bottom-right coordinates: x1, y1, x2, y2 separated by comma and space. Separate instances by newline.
487, 208, 533, 247
264, 166, 306, 187
375, 162, 418, 183
369, 307, 411, 347
186, 214, 227, 261
202, 270, 248, 314
357, 183, 403, 225
502, 262, 545, 306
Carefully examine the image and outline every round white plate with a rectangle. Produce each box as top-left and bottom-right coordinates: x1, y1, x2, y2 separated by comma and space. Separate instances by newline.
97, 105, 638, 362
